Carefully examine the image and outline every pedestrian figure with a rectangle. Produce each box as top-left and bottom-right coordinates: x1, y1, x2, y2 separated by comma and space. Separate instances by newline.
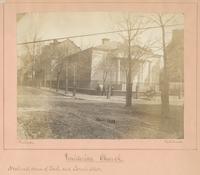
111, 85, 114, 96
106, 84, 111, 99
96, 84, 101, 96
99, 84, 103, 95
102, 84, 106, 96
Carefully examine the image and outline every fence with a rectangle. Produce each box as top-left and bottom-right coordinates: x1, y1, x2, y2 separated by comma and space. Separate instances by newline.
19, 79, 184, 98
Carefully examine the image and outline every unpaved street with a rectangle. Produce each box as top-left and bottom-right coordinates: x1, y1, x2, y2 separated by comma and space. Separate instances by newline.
17, 86, 183, 139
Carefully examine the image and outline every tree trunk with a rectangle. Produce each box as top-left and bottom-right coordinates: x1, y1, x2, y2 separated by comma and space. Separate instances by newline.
126, 35, 132, 107
73, 64, 76, 97
44, 65, 47, 87
160, 22, 169, 117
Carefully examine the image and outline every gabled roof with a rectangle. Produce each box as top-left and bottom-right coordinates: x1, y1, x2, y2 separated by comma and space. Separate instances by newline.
63, 39, 161, 63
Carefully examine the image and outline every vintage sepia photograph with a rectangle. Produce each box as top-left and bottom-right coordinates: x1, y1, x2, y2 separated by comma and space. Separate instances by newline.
17, 12, 184, 139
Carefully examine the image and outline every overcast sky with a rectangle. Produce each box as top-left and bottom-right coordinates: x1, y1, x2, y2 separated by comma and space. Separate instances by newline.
17, 12, 184, 55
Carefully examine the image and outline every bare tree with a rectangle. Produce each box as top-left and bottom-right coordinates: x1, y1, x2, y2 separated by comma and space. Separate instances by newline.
99, 50, 116, 99
49, 40, 66, 92
20, 13, 42, 87
112, 13, 152, 106
23, 36, 42, 86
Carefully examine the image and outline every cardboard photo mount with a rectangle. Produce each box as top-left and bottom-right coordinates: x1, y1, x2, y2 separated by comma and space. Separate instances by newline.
0, 0, 200, 175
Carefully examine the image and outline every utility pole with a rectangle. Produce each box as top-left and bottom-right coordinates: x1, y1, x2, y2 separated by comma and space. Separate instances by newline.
65, 48, 69, 95
159, 15, 169, 117
32, 43, 36, 86
126, 27, 132, 107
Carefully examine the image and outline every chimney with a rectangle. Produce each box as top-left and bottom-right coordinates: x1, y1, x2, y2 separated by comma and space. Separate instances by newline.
53, 39, 59, 45
102, 38, 110, 45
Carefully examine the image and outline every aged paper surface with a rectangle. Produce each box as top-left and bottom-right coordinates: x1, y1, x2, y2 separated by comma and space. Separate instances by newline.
0, 0, 200, 174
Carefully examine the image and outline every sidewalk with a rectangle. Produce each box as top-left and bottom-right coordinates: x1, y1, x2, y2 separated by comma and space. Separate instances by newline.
40, 87, 183, 106
40, 87, 126, 103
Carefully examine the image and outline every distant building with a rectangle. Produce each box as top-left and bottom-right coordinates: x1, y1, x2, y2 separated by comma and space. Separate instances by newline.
166, 29, 184, 95
166, 29, 184, 82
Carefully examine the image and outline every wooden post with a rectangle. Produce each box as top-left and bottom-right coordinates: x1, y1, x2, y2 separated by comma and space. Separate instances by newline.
148, 61, 151, 84
159, 16, 169, 117
117, 59, 121, 84
65, 61, 69, 94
